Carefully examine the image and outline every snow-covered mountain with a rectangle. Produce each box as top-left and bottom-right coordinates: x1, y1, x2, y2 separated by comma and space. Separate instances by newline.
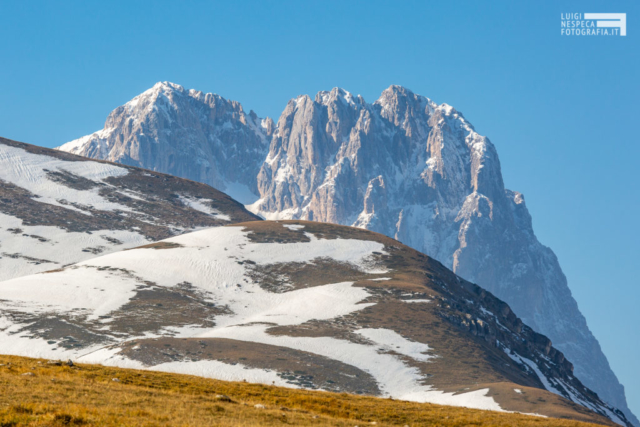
0, 136, 258, 282
57, 83, 637, 425
58, 82, 272, 204
0, 220, 629, 425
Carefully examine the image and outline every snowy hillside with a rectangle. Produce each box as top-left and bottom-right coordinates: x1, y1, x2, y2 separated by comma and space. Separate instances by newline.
0, 137, 258, 282
0, 220, 629, 425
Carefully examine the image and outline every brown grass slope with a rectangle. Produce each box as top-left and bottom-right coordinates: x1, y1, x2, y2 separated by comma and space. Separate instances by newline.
0, 354, 606, 427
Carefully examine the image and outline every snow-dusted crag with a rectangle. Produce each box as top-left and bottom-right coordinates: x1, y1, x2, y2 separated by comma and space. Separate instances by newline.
58, 82, 272, 204
0, 220, 629, 425
58, 83, 636, 425
0, 137, 258, 282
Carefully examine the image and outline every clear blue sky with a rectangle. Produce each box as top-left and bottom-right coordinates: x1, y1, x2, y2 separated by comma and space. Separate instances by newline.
1, 0, 638, 415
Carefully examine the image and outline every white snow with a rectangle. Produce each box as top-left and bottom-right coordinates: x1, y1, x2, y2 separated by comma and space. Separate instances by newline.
0, 265, 139, 320
0, 225, 386, 327
0, 143, 255, 283
355, 328, 432, 362
283, 224, 305, 231
505, 350, 565, 397
274, 162, 293, 183
72, 347, 293, 389
196, 323, 502, 410
57, 127, 114, 155
74, 227, 388, 291
480, 307, 494, 317
0, 212, 150, 282
178, 195, 231, 221
426, 157, 438, 171
244, 232, 387, 274
148, 360, 294, 387
247, 203, 301, 221
0, 144, 131, 213
439, 103, 455, 115
504, 349, 627, 426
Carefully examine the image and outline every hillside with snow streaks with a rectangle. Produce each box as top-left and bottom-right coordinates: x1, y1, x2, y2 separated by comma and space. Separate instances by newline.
0, 221, 628, 425
0, 137, 258, 282
57, 82, 636, 425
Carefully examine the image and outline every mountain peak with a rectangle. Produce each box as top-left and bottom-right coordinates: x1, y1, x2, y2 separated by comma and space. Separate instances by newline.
384, 84, 412, 94
133, 81, 185, 100
379, 84, 424, 102
56, 83, 269, 204
375, 85, 435, 114
140, 82, 226, 105
152, 81, 184, 91
315, 87, 363, 108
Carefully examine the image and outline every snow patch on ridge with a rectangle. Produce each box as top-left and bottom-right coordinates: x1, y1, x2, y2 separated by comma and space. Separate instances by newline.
0, 212, 150, 282
178, 195, 231, 221
0, 144, 131, 212
149, 359, 294, 388
283, 224, 305, 231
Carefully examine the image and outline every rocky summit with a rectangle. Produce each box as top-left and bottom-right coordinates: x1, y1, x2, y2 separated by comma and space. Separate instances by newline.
57, 82, 637, 425
58, 82, 272, 205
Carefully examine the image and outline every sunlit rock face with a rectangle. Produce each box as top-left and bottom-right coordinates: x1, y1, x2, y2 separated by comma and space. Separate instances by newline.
58, 82, 272, 204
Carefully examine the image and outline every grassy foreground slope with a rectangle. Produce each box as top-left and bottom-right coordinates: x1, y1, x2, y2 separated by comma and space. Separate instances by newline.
0, 355, 604, 427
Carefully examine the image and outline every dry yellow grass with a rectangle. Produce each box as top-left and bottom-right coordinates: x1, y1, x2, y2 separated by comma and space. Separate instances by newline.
0, 355, 606, 427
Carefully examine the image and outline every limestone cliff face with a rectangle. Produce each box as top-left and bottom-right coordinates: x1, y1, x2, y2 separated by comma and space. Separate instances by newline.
58, 82, 272, 204
58, 83, 636, 425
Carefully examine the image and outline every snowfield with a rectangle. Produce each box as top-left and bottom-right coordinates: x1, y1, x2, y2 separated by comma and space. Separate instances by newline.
0, 224, 503, 411
0, 144, 131, 212
177, 195, 231, 221
0, 212, 151, 282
